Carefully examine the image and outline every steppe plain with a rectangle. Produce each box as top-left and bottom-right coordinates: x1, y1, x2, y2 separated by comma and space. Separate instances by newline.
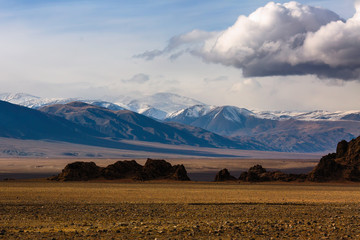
1, 153, 359, 239
0, 145, 360, 239
1, 180, 360, 239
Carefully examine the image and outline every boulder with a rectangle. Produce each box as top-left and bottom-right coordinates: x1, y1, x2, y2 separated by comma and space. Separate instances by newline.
214, 169, 237, 182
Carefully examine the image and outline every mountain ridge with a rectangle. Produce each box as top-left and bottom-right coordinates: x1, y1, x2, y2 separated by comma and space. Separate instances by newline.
39, 101, 251, 149
1, 92, 359, 122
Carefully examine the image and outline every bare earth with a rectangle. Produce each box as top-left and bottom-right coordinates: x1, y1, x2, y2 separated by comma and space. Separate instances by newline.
0, 181, 360, 239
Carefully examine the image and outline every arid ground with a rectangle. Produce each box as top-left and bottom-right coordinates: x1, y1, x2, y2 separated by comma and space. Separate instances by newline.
0, 180, 360, 239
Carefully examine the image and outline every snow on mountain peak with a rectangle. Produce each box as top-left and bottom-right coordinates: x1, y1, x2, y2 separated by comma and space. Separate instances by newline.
211, 106, 255, 122
1, 92, 359, 122
115, 92, 204, 115
252, 109, 360, 121
167, 104, 215, 119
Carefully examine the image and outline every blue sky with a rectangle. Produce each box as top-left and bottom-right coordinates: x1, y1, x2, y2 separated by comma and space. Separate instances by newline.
0, 0, 359, 111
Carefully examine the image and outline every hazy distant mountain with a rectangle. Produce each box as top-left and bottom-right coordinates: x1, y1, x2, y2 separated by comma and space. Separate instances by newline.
239, 119, 360, 152
2, 92, 359, 122
0, 92, 125, 111
39, 102, 249, 149
116, 92, 204, 119
253, 109, 360, 121
165, 105, 360, 152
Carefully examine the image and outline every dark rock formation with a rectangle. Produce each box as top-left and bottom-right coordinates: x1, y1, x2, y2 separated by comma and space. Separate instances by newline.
170, 164, 191, 181
336, 140, 348, 158
239, 165, 306, 182
102, 160, 143, 180
51, 161, 102, 181
308, 136, 360, 181
214, 169, 237, 182
138, 159, 190, 181
51, 159, 190, 181
239, 165, 266, 182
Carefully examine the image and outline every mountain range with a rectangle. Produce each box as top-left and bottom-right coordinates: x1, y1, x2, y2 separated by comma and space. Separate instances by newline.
165, 105, 360, 152
2, 92, 359, 122
0, 100, 249, 158
1, 92, 360, 153
39, 101, 248, 149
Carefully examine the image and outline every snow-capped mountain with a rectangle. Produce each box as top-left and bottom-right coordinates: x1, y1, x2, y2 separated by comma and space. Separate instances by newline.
0, 93, 125, 110
0, 93, 61, 108
2, 92, 359, 123
1, 92, 360, 152
166, 105, 215, 125
253, 110, 360, 121
139, 107, 168, 120
165, 105, 262, 136
164, 104, 360, 152
115, 92, 204, 118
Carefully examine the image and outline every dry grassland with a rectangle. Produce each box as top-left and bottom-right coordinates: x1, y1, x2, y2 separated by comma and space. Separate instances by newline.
0, 181, 360, 239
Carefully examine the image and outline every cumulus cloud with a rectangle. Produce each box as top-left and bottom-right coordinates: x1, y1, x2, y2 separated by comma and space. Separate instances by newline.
122, 73, 150, 84
139, 1, 360, 81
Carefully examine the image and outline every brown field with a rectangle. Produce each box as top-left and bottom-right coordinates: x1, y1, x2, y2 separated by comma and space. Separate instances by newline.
1, 180, 360, 239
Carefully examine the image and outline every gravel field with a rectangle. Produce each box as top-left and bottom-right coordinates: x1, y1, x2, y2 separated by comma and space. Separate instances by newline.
0, 181, 360, 239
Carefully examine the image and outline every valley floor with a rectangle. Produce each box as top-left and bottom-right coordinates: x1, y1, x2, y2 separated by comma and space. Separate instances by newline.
0, 181, 360, 239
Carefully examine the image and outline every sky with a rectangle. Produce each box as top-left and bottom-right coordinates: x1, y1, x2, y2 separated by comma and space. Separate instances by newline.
0, 0, 359, 111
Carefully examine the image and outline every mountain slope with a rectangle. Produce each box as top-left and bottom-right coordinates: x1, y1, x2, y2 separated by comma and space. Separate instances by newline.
166, 105, 275, 136
0, 100, 104, 143
0, 101, 248, 157
39, 102, 249, 149
237, 119, 360, 152
165, 105, 360, 152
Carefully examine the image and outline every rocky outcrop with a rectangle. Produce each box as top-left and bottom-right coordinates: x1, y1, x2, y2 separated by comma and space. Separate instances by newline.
239, 165, 306, 182
137, 159, 190, 181
51, 161, 102, 181
170, 164, 191, 181
102, 160, 143, 180
214, 169, 237, 182
308, 136, 360, 181
51, 159, 190, 181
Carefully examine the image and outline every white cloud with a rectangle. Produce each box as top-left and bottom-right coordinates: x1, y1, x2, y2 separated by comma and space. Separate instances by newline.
231, 79, 262, 92
356, 0, 360, 12
134, 30, 217, 60
141, 1, 360, 81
